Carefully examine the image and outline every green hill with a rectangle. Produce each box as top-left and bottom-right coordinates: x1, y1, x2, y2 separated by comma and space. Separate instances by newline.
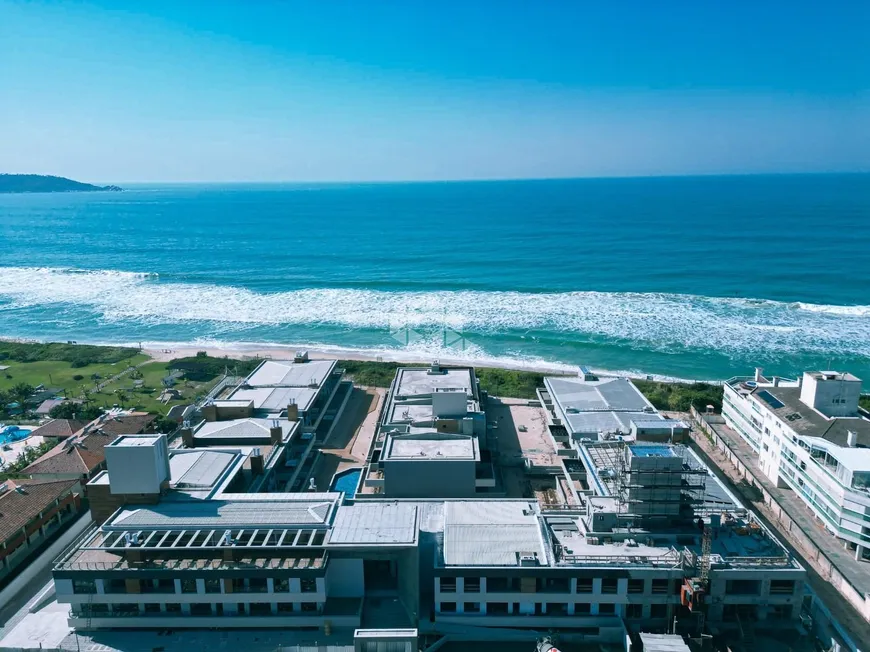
0, 174, 122, 193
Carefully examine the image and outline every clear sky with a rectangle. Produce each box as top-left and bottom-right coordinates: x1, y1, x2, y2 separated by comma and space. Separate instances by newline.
1, 1, 868, 182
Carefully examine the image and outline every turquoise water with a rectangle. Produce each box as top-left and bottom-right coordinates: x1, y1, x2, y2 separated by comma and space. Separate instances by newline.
0, 175, 869, 382
331, 468, 362, 497
0, 426, 29, 445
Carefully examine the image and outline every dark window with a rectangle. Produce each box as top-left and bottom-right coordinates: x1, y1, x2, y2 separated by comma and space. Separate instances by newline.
464, 577, 481, 593
112, 603, 138, 615
464, 602, 481, 613
301, 578, 317, 593
105, 579, 126, 593
73, 580, 97, 595
143, 603, 161, 614
576, 578, 593, 593
574, 603, 591, 615
205, 578, 222, 594
237, 602, 246, 614
651, 579, 669, 594
190, 603, 212, 616
598, 603, 616, 615
541, 577, 570, 593
440, 578, 457, 593
181, 579, 198, 593
277, 602, 294, 613
249, 578, 268, 593
651, 603, 668, 618
165, 603, 181, 613
626, 604, 643, 618
215, 603, 224, 616
769, 580, 795, 595
274, 578, 290, 593
769, 604, 792, 620
627, 579, 645, 594
87, 603, 109, 615
548, 603, 568, 616
440, 602, 457, 613
249, 603, 271, 615
601, 578, 618, 594
300, 602, 318, 612
726, 580, 761, 596
488, 602, 509, 615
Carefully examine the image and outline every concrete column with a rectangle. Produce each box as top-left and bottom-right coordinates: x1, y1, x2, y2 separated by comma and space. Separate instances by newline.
480, 577, 486, 594
267, 578, 275, 593
181, 603, 190, 614
456, 577, 465, 594
196, 579, 205, 594
174, 579, 182, 594
96, 579, 106, 594
592, 578, 602, 595
290, 578, 301, 593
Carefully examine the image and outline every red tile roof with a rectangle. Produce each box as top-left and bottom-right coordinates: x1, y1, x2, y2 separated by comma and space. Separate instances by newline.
29, 419, 88, 439
0, 478, 79, 542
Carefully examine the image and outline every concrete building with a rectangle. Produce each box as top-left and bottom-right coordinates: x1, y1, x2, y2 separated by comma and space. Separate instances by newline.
49, 363, 808, 646
722, 368, 870, 560
542, 371, 689, 445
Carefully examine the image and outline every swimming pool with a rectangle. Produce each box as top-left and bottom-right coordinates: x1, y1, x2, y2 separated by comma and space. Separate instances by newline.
330, 468, 362, 497
0, 426, 31, 445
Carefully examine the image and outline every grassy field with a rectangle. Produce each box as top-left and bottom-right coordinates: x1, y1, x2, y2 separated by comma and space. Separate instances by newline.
0, 355, 149, 396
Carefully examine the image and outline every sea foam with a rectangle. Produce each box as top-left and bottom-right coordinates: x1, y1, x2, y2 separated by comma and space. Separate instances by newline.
1, 266, 869, 358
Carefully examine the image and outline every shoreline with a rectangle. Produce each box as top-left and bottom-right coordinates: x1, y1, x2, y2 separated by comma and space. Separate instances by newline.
0, 335, 723, 384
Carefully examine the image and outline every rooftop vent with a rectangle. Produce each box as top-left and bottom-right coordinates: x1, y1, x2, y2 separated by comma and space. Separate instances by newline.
518, 552, 539, 567
847, 431, 858, 448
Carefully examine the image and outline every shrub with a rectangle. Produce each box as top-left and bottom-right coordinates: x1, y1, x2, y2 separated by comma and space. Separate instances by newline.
72, 374, 84, 381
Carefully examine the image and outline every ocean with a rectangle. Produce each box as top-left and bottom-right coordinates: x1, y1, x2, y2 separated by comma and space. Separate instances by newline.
1, 175, 868, 383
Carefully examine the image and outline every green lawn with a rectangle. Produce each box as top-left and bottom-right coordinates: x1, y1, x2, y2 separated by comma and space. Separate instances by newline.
88, 361, 221, 415
0, 354, 149, 397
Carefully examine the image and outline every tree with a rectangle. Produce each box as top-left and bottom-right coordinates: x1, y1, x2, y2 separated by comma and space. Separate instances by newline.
10, 382, 34, 406
153, 416, 179, 434
48, 402, 104, 421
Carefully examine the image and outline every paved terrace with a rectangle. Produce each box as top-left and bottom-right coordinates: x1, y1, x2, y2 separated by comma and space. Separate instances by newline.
690, 412, 870, 643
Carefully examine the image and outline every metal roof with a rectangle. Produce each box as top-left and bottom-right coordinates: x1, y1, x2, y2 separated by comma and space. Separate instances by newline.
328, 502, 418, 546
170, 450, 238, 488
246, 360, 336, 388
108, 498, 337, 530
229, 386, 318, 412
442, 501, 547, 567
193, 418, 296, 441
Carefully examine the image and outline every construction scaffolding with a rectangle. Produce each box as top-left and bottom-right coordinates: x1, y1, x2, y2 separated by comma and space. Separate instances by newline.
583, 442, 707, 525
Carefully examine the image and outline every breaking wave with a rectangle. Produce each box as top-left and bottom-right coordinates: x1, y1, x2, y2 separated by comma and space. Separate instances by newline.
1, 266, 869, 358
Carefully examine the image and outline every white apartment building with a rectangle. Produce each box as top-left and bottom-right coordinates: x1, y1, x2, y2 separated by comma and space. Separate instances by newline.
722, 369, 870, 559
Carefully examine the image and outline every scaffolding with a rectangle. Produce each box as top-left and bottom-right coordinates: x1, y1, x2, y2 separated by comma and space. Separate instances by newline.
583, 442, 707, 525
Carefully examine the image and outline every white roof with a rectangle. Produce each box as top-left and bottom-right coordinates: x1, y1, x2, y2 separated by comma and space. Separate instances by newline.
328, 502, 418, 545
442, 501, 547, 566
230, 386, 318, 412
246, 360, 335, 388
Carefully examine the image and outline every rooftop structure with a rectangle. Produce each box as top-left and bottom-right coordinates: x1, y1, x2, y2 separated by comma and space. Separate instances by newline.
723, 367, 870, 560
543, 373, 688, 443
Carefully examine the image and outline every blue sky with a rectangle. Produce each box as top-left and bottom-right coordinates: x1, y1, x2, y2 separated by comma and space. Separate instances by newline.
1, 1, 868, 182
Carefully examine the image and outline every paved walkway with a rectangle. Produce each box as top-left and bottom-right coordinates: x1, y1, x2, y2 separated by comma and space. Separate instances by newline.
689, 420, 870, 644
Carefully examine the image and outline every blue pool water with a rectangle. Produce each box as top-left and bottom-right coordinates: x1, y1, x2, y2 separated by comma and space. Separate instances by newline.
331, 468, 362, 497
0, 426, 30, 445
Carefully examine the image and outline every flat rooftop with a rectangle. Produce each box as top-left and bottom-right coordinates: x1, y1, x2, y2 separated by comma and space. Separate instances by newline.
383, 433, 477, 461
629, 444, 677, 458
108, 434, 163, 447
328, 502, 418, 546
169, 449, 239, 490
441, 501, 547, 567
245, 359, 336, 388
748, 385, 870, 447
229, 386, 318, 412
393, 366, 475, 399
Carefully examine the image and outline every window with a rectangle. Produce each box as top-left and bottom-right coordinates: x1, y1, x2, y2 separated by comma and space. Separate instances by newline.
626, 604, 643, 618
249, 578, 268, 593
237, 603, 246, 614
598, 603, 616, 615
601, 578, 618, 594
464, 577, 481, 593
73, 580, 97, 595
440, 602, 457, 613
143, 603, 161, 614
627, 579, 645, 594
274, 578, 290, 592
547, 603, 568, 616
769, 580, 795, 595
165, 603, 181, 613
112, 603, 138, 615
541, 577, 570, 593
215, 603, 224, 616
277, 602, 294, 613
464, 602, 481, 613
488, 602, 509, 615
574, 603, 591, 615
190, 603, 212, 616
440, 578, 457, 593
650, 604, 668, 618
301, 602, 318, 612
181, 579, 198, 593
205, 578, 222, 594
105, 579, 126, 594
249, 603, 272, 615
576, 578, 593, 593
726, 580, 761, 596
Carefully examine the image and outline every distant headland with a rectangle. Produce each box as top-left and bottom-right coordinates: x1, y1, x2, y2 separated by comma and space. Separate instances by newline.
0, 174, 122, 193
